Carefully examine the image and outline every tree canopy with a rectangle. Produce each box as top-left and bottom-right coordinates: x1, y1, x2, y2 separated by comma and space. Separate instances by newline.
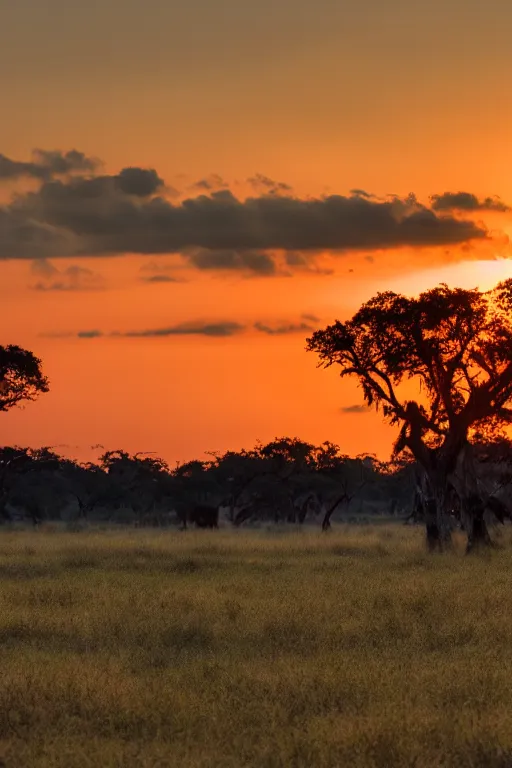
307, 281, 512, 457
306, 280, 512, 548
0, 345, 49, 412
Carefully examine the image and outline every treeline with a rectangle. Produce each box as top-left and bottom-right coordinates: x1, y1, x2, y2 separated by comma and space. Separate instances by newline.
0, 438, 407, 528
1, 436, 511, 530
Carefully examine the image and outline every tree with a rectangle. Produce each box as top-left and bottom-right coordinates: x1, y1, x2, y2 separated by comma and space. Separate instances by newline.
311, 445, 378, 530
100, 450, 174, 525
0, 346, 49, 411
60, 460, 110, 521
0, 446, 64, 524
307, 281, 512, 551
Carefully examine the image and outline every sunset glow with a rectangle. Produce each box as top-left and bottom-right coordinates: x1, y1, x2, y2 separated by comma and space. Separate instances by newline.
2, 0, 512, 464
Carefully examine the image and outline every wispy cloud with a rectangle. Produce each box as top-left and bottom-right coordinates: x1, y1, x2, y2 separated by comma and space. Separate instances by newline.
254, 321, 315, 335
339, 404, 371, 414
115, 321, 245, 338
41, 315, 321, 340
140, 274, 186, 284
29, 259, 104, 291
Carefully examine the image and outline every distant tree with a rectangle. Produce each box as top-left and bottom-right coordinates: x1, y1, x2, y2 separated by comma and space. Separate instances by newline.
0, 345, 49, 411
307, 281, 512, 552
210, 449, 268, 524
99, 450, 173, 525
60, 460, 110, 521
0, 446, 63, 524
311, 444, 379, 530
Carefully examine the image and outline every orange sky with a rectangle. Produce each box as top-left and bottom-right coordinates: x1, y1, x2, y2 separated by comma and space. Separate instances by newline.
2, 0, 512, 464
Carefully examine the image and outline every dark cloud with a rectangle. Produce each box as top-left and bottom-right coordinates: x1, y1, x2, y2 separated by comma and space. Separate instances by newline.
29, 259, 104, 291
0, 148, 492, 270
301, 313, 320, 322
339, 404, 371, 414
13, 185, 485, 256
77, 330, 103, 338
0, 208, 74, 259
114, 321, 245, 338
114, 167, 164, 197
254, 320, 314, 335
0, 149, 99, 181
189, 248, 277, 275
430, 192, 510, 213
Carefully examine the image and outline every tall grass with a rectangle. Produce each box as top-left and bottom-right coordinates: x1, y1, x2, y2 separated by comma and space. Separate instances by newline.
1, 524, 512, 766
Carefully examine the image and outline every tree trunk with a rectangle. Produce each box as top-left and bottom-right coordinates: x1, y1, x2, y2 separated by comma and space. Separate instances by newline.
417, 470, 452, 552
453, 442, 494, 553
424, 498, 442, 552
465, 493, 493, 553
321, 495, 347, 531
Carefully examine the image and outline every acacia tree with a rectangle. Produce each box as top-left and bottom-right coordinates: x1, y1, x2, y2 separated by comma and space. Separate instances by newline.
0, 347, 49, 524
0, 346, 49, 411
307, 280, 512, 552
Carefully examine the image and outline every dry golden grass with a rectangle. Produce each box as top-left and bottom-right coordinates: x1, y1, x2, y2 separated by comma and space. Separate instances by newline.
1, 523, 512, 767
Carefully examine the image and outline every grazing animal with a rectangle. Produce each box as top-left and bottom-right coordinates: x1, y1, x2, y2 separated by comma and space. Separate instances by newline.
189, 504, 219, 529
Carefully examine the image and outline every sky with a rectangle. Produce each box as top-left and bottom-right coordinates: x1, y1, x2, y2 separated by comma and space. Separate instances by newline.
2, 0, 512, 465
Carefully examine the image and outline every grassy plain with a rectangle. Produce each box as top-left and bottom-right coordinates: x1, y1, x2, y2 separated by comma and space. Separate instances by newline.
1, 523, 512, 767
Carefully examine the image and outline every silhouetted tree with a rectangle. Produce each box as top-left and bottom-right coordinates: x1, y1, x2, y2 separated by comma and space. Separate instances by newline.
0, 447, 63, 524
0, 345, 49, 411
99, 450, 174, 524
307, 281, 512, 552
311, 446, 378, 530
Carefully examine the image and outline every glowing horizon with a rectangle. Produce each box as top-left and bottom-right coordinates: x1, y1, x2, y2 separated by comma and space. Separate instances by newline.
3, 0, 512, 463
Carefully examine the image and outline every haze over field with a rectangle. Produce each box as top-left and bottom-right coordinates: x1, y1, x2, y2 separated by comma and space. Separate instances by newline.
2, 0, 512, 464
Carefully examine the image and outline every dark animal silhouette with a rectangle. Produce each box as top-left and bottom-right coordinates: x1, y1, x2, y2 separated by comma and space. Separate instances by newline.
189, 504, 219, 529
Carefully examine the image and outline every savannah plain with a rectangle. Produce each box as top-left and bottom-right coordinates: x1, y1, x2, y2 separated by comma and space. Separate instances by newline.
2, 523, 512, 768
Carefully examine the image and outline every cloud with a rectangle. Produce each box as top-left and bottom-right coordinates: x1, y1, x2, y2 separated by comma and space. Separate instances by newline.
0, 149, 99, 181
0, 208, 75, 259
339, 404, 371, 414
430, 192, 510, 213
247, 174, 293, 196
301, 313, 320, 322
0, 148, 493, 271
141, 274, 185, 283
114, 321, 245, 338
254, 320, 314, 335
11, 183, 486, 256
29, 259, 104, 291
189, 248, 277, 275
77, 330, 103, 338
42, 315, 320, 340
114, 167, 165, 197
283, 251, 334, 275
189, 174, 228, 192
349, 189, 375, 199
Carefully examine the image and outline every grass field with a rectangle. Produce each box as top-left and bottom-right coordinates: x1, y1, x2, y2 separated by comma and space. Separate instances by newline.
1, 523, 512, 767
